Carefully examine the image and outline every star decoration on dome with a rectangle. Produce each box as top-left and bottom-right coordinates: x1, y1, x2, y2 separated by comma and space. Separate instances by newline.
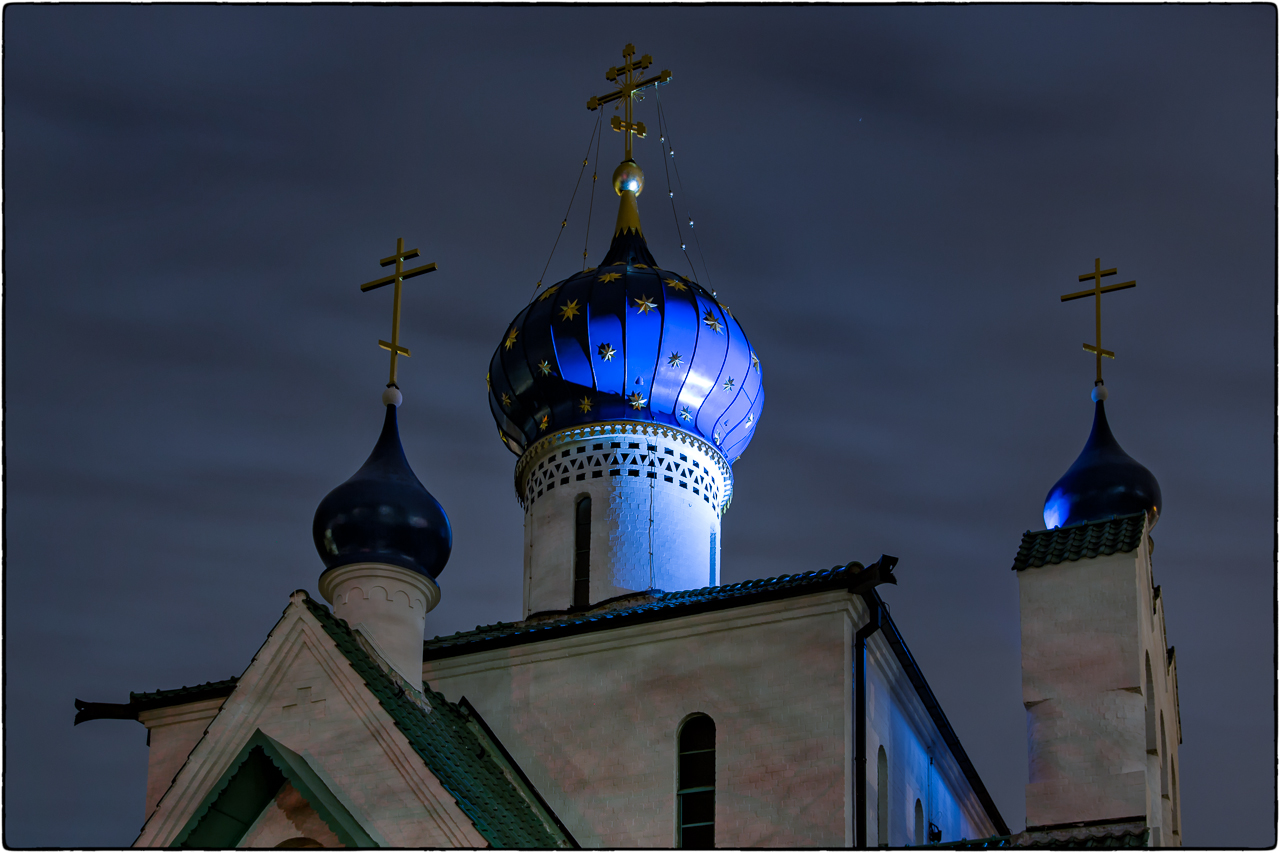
679, 406, 693, 421
751, 352, 760, 372
628, 392, 648, 410
558, 299, 581, 321
537, 360, 554, 376
537, 284, 561, 302
486, 372, 490, 390
539, 414, 550, 431
598, 271, 623, 283
500, 392, 512, 407
633, 264, 649, 269
667, 352, 683, 367
578, 396, 593, 413
504, 327, 519, 350
723, 377, 735, 392
664, 278, 687, 292
713, 430, 722, 444
598, 342, 617, 361
745, 412, 754, 426
634, 295, 657, 315
702, 308, 723, 333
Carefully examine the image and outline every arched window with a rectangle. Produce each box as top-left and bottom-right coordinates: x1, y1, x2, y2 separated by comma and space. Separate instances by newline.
914, 799, 924, 847
677, 715, 715, 848
1160, 713, 1169, 797
573, 495, 591, 608
1144, 654, 1157, 753
876, 745, 888, 848
1171, 765, 1180, 836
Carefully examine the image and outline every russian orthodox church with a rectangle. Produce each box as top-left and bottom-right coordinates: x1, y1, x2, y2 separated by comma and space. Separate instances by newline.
74, 46, 1181, 849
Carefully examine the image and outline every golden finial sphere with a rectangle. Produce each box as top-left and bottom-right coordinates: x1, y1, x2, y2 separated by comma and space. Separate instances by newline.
612, 160, 644, 197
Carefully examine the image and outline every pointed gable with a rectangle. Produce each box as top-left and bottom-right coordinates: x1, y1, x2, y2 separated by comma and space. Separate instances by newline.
174, 730, 375, 847
135, 591, 571, 849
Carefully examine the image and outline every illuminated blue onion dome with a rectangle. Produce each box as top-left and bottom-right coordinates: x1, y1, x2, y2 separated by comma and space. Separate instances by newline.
488, 160, 763, 463
1043, 398, 1162, 530
313, 404, 452, 578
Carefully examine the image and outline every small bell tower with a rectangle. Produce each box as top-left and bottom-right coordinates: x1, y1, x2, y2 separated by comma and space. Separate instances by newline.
1015, 257, 1181, 846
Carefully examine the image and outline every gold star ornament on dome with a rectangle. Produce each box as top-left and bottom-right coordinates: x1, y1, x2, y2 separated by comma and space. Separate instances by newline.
578, 396, 593, 413
537, 284, 561, 302
667, 352, 683, 368
504, 327, 519, 350
679, 405, 693, 421
500, 392, 512, 407
751, 352, 760, 373
634, 295, 657, 315
702, 308, 724, 333
628, 392, 648, 409
539, 414, 550, 431
598, 342, 617, 361
558, 299, 581, 321
598, 271, 623, 283
633, 264, 649, 269
537, 360, 554, 376
722, 377, 735, 392
663, 277, 687, 292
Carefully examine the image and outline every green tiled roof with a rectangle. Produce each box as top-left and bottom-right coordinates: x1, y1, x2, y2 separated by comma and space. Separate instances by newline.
301, 596, 570, 849
425, 564, 884, 657
1011, 512, 1146, 571
130, 678, 240, 708
75, 677, 241, 725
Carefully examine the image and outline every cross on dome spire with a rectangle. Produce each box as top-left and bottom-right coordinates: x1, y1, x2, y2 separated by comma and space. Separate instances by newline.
358, 237, 437, 390
587, 43, 672, 161
1060, 257, 1136, 386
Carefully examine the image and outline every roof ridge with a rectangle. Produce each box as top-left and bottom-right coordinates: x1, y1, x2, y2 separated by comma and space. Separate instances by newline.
425, 565, 860, 654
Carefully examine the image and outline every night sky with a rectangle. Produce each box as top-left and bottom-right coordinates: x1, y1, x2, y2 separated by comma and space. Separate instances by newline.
5, 6, 1273, 847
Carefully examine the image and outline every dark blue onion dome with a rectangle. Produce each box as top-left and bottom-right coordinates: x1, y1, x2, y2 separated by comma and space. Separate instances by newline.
1043, 395, 1162, 530
313, 404, 452, 579
488, 159, 764, 464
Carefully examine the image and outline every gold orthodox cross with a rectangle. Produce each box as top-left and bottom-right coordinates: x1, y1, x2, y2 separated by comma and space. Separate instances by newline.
587, 44, 672, 161
358, 238, 437, 388
1060, 257, 1136, 384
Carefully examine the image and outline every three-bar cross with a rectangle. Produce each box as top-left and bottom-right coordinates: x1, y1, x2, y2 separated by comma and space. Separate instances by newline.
1060, 257, 1136, 384
358, 238, 437, 388
587, 44, 672, 161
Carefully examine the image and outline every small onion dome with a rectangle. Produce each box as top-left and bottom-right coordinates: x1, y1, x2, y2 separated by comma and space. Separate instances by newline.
1042, 398, 1162, 530
489, 162, 763, 463
313, 404, 452, 579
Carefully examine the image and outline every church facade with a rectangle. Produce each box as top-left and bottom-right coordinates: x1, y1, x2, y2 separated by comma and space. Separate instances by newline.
75, 46, 1180, 849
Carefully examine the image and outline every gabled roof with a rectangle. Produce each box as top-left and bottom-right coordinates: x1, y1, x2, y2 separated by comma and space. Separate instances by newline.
301, 596, 573, 848
422, 563, 1008, 837
1011, 512, 1146, 572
